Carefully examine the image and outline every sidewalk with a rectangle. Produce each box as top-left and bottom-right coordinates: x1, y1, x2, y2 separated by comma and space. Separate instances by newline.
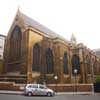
57, 92, 94, 95
0, 90, 94, 95
0, 90, 23, 95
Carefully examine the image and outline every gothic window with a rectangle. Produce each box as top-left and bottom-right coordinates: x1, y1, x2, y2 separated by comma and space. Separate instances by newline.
45, 48, 54, 74
72, 55, 80, 75
86, 56, 91, 74
32, 43, 41, 72
63, 52, 68, 74
10, 25, 22, 60
93, 61, 97, 75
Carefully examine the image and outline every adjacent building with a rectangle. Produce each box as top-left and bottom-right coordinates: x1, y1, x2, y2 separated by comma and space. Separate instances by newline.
0, 34, 6, 73
0, 34, 6, 60
94, 49, 100, 58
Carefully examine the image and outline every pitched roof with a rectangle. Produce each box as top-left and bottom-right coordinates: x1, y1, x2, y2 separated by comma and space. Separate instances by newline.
23, 14, 58, 38
19, 11, 69, 43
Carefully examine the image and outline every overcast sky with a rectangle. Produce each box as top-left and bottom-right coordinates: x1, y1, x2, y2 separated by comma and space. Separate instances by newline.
0, 0, 100, 49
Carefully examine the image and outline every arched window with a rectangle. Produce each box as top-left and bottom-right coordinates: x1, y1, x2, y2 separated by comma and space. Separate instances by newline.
63, 52, 68, 74
72, 55, 80, 75
86, 56, 91, 74
93, 61, 97, 75
45, 48, 54, 74
10, 25, 22, 60
32, 43, 41, 72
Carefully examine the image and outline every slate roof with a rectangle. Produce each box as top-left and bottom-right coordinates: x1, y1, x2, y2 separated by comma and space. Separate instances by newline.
20, 12, 69, 43
23, 14, 58, 38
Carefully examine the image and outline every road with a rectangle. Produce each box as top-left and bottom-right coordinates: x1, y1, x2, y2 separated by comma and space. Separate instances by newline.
0, 94, 100, 100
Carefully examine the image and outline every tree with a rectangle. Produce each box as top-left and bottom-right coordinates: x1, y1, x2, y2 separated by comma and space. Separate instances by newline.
96, 75, 100, 83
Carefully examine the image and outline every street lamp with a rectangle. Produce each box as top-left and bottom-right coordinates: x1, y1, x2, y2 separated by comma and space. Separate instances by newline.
74, 69, 78, 95
54, 75, 58, 93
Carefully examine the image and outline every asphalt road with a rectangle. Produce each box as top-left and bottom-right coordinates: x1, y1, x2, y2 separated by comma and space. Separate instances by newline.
0, 94, 100, 100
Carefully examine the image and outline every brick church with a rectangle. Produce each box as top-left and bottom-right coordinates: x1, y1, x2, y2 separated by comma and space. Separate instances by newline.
2, 10, 100, 84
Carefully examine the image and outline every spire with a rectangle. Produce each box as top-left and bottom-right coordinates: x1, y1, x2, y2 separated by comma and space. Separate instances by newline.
70, 33, 77, 47
15, 6, 23, 21
17, 6, 21, 16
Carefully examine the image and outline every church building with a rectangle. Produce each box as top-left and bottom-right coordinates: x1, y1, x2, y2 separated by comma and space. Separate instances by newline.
2, 10, 100, 84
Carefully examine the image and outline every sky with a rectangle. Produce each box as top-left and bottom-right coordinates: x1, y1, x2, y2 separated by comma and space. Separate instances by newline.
0, 0, 100, 49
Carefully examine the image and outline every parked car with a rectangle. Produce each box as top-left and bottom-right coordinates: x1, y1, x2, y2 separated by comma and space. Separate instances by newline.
24, 84, 55, 97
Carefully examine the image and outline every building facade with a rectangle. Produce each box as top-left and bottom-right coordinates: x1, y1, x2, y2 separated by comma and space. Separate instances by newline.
0, 34, 6, 60
1, 10, 100, 84
0, 34, 6, 74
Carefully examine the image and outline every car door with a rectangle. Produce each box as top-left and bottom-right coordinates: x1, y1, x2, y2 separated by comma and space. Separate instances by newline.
32, 84, 38, 95
38, 85, 47, 95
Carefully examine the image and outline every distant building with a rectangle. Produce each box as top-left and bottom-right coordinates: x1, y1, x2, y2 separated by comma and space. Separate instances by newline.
0, 34, 6, 60
94, 49, 100, 58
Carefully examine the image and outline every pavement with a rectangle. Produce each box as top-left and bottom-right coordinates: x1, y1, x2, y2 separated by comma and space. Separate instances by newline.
0, 90, 96, 95
0, 93, 100, 100
0, 90, 23, 95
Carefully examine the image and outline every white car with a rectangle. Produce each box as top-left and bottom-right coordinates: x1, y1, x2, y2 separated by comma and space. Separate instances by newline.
24, 84, 55, 97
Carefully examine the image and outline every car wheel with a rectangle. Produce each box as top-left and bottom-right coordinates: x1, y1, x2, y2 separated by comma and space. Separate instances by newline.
27, 92, 32, 96
47, 92, 52, 97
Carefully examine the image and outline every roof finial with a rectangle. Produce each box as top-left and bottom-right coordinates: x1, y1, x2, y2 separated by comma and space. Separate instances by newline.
17, 5, 21, 13
16, 5, 22, 17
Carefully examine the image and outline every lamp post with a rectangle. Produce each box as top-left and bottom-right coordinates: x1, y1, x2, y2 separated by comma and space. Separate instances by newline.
54, 75, 58, 93
91, 63, 94, 95
74, 69, 78, 95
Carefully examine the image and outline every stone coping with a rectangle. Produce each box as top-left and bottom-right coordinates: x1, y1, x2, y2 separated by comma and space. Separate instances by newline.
47, 84, 93, 86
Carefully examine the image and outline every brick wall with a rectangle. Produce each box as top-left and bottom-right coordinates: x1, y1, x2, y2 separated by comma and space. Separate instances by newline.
0, 82, 92, 92
47, 84, 92, 92
0, 82, 20, 91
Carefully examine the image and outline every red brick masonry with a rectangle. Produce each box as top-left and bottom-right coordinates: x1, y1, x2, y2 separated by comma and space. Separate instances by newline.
47, 84, 93, 92
0, 82, 93, 92
0, 82, 20, 91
